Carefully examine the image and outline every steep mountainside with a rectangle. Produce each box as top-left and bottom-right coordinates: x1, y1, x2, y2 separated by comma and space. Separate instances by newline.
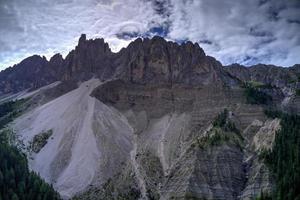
0, 35, 299, 200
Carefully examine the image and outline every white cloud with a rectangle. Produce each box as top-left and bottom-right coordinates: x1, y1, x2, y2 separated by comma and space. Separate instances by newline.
0, 0, 299, 70
0, 0, 166, 69
166, 0, 300, 66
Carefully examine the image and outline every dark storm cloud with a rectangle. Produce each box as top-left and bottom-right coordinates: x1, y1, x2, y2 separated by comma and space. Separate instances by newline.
0, 0, 300, 70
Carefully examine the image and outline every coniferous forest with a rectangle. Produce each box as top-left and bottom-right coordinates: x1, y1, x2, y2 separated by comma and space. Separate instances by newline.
264, 111, 300, 200
0, 139, 61, 200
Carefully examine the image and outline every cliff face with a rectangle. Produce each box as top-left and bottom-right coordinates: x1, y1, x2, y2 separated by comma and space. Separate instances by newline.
115, 36, 235, 87
1, 35, 299, 200
224, 63, 300, 88
225, 63, 300, 114
63, 34, 113, 81
87, 80, 272, 200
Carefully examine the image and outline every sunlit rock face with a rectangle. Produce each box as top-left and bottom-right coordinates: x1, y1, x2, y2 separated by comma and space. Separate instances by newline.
0, 35, 299, 199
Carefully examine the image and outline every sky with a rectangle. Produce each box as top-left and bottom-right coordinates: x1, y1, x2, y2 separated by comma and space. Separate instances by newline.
0, 0, 300, 70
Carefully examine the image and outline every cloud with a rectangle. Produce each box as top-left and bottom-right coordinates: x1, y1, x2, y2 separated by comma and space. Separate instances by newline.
165, 0, 300, 66
0, 0, 167, 69
0, 0, 299, 70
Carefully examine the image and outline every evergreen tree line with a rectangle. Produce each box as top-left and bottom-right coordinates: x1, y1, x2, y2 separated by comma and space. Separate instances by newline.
243, 83, 273, 105
0, 100, 61, 200
0, 99, 27, 129
264, 110, 300, 200
0, 141, 61, 200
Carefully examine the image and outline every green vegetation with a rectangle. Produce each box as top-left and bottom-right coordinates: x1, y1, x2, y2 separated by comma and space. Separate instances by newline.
264, 109, 282, 119
0, 99, 28, 129
183, 192, 207, 200
195, 127, 243, 149
287, 76, 300, 84
263, 110, 300, 200
0, 100, 61, 200
243, 83, 272, 105
254, 191, 272, 200
244, 81, 274, 89
193, 109, 243, 149
296, 89, 300, 96
0, 139, 61, 200
101, 178, 140, 200
213, 108, 240, 134
30, 130, 53, 153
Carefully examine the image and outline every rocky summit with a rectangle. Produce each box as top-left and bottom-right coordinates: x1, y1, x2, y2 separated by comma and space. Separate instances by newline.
0, 35, 299, 200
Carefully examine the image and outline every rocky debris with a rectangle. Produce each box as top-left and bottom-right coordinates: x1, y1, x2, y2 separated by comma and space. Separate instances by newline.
130, 134, 149, 200
240, 156, 274, 200
73, 161, 141, 200
13, 79, 134, 198
161, 143, 245, 200
252, 119, 281, 152
31, 130, 53, 153
238, 119, 280, 200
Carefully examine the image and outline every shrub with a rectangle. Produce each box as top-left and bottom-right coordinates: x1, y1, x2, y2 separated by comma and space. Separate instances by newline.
213, 108, 228, 127
264, 109, 282, 119
213, 109, 240, 135
244, 85, 272, 105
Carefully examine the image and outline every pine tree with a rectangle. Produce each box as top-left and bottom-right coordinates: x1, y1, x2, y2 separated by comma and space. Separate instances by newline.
264, 112, 300, 200
11, 193, 19, 200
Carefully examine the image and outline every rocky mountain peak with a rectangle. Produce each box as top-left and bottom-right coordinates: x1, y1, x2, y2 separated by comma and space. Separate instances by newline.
119, 36, 225, 86
78, 33, 87, 45
0, 35, 238, 95
49, 53, 63, 65
20, 55, 47, 65
76, 34, 110, 53
2, 34, 299, 96
63, 35, 112, 81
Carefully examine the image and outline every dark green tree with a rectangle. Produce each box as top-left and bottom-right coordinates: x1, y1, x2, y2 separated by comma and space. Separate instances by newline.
264, 112, 300, 200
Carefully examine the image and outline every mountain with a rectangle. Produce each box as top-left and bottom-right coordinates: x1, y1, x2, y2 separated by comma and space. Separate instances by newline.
0, 35, 299, 200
